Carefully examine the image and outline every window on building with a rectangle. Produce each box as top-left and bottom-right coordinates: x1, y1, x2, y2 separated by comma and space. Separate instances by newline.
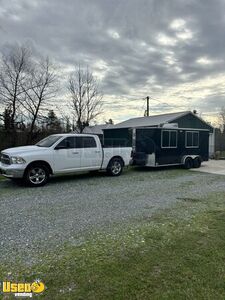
170, 131, 177, 147
185, 131, 199, 148
162, 131, 169, 147
161, 130, 177, 148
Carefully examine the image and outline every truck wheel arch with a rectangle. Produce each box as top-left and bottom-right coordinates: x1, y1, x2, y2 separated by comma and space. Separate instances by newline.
107, 156, 125, 169
24, 160, 53, 177
106, 156, 125, 176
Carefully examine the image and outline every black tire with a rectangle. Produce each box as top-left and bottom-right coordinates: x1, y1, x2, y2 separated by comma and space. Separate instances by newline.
184, 157, 193, 169
107, 158, 123, 176
24, 164, 49, 187
193, 157, 201, 168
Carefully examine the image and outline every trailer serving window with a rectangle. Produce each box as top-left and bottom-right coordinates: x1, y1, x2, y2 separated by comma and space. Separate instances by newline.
161, 130, 177, 148
185, 131, 199, 148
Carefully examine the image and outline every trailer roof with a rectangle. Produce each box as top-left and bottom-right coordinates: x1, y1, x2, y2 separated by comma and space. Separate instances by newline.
108, 111, 213, 130
110, 111, 187, 129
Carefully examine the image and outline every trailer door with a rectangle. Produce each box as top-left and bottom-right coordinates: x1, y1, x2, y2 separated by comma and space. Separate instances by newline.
158, 130, 179, 165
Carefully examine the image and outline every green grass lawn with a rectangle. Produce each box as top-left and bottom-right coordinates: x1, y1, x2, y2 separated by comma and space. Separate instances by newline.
2, 190, 225, 299
0, 175, 5, 181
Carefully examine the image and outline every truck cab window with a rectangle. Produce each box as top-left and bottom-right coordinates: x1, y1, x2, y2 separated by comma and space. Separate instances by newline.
83, 137, 97, 148
76, 137, 97, 148
56, 137, 76, 148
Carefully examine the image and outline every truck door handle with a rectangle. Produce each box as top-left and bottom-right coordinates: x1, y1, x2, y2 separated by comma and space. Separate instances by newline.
72, 152, 79, 154
95, 151, 100, 153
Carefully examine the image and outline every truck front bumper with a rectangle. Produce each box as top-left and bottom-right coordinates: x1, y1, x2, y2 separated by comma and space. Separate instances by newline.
0, 162, 25, 178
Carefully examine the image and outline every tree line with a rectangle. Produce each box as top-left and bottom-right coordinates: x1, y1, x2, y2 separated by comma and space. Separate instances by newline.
0, 43, 103, 147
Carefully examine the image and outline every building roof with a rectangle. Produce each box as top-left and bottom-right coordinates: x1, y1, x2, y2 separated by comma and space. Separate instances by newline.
83, 111, 213, 134
111, 111, 191, 129
83, 124, 114, 135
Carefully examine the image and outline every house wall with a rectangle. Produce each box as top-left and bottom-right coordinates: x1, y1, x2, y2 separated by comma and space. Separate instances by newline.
209, 130, 215, 157
215, 128, 225, 152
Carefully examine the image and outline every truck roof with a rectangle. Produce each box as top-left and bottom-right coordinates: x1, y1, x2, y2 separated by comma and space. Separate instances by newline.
51, 133, 98, 137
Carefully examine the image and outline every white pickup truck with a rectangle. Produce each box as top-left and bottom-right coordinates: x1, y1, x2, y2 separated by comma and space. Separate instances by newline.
0, 134, 131, 187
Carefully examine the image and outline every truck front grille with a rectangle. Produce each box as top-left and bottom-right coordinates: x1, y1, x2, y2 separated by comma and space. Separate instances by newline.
0, 153, 11, 165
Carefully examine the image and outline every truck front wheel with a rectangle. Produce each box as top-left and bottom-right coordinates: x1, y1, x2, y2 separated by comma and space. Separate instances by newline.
107, 158, 123, 176
24, 164, 49, 187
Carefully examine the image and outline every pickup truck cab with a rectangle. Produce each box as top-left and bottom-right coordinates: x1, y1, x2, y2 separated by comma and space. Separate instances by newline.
0, 134, 131, 187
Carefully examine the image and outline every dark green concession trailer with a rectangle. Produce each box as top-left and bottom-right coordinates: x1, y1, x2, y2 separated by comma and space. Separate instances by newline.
131, 126, 209, 168
103, 111, 213, 169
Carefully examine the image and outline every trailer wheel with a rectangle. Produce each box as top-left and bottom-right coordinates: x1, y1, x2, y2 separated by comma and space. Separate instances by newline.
107, 157, 123, 176
184, 157, 193, 169
193, 157, 201, 168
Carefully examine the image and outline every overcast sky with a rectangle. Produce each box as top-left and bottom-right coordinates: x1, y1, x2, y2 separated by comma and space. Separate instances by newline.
1, 0, 225, 124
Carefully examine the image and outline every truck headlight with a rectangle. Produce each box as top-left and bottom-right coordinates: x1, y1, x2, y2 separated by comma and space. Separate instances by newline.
10, 157, 26, 164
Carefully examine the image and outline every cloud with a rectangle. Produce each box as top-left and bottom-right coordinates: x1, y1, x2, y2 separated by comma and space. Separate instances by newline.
170, 19, 186, 30
107, 29, 120, 39
0, 0, 225, 124
196, 56, 220, 66
156, 33, 177, 46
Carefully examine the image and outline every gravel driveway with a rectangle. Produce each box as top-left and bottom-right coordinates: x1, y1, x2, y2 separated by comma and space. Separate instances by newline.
192, 160, 225, 175
1, 167, 225, 266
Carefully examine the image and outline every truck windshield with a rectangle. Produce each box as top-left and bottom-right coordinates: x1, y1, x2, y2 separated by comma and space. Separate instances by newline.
36, 136, 62, 147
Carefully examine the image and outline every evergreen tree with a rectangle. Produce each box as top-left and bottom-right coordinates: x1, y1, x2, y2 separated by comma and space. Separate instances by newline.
46, 110, 62, 132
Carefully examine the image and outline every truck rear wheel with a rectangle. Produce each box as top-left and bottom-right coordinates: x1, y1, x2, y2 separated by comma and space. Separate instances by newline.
107, 158, 123, 176
184, 157, 193, 169
24, 164, 49, 187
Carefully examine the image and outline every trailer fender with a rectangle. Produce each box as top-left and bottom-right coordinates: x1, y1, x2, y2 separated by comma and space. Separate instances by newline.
181, 155, 202, 165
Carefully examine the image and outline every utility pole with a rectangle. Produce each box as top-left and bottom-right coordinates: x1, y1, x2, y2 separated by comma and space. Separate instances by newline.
146, 96, 150, 116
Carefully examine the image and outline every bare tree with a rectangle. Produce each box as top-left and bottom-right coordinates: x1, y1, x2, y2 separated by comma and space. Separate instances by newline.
68, 66, 103, 132
0, 45, 31, 130
21, 57, 58, 143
